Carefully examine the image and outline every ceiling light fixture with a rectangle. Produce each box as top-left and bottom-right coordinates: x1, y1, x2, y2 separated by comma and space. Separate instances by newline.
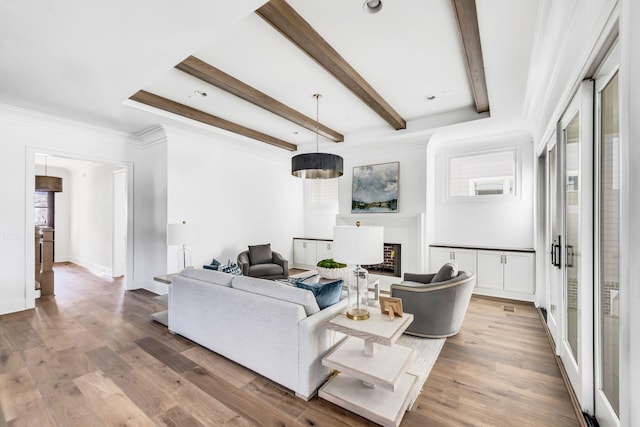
291, 94, 343, 179
35, 154, 63, 192
193, 90, 207, 97
363, 0, 383, 14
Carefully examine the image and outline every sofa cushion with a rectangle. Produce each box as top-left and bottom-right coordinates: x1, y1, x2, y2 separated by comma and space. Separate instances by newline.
179, 268, 233, 287
432, 262, 459, 283
231, 275, 320, 316
249, 263, 284, 277
248, 244, 272, 265
294, 279, 343, 310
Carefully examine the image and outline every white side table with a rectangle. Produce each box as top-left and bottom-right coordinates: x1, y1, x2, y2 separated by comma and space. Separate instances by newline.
319, 311, 418, 427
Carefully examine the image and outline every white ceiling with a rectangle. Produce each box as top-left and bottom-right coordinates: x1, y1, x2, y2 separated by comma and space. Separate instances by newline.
0, 0, 541, 150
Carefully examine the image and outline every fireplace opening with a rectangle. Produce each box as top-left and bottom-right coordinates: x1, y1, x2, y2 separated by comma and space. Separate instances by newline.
363, 243, 401, 277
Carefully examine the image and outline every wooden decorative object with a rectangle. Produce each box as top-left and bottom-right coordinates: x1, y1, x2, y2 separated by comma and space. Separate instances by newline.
379, 296, 403, 320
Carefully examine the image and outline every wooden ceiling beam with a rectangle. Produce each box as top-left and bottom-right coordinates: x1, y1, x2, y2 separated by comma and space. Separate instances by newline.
176, 56, 344, 143
452, 0, 490, 113
256, 0, 406, 130
129, 90, 297, 151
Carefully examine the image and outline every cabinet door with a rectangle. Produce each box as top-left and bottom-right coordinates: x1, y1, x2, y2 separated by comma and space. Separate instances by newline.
316, 241, 333, 263
476, 251, 503, 290
452, 248, 477, 275
293, 240, 306, 266
503, 252, 535, 294
429, 247, 452, 271
303, 241, 317, 266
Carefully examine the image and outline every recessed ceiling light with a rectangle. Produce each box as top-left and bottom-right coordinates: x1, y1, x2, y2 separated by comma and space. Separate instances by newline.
363, 0, 383, 14
425, 95, 436, 101
193, 90, 207, 97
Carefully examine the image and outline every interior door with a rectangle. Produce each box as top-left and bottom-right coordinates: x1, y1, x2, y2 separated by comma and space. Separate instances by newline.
593, 44, 620, 427
558, 80, 594, 411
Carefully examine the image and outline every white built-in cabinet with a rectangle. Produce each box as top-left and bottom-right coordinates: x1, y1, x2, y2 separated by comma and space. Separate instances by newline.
293, 238, 333, 268
430, 245, 535, 302
429, 247, 477, 277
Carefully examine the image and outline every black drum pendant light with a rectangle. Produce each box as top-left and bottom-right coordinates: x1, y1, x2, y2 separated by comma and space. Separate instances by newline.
291, 94, 343, 179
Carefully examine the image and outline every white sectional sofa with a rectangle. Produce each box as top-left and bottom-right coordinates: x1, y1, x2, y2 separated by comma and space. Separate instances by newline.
168, 268, 347, 400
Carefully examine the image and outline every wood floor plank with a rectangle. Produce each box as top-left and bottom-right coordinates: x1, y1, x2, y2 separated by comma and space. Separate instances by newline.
135, 336, 198, 373
181, 346, 257, 388
0, 367, 56, 426
120, 347, 241, 426
0, 263, 581, 426
183, 366, 306, 427
154, 405, 206, 427
36, 380, 107, 427
73, 370, 156, 427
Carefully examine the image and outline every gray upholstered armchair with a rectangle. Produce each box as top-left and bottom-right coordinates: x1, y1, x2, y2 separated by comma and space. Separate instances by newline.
390, 269, 475, 338
237, 243, 288, 280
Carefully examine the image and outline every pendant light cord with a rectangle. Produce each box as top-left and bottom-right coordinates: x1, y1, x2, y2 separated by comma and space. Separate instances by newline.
314, 93, 321, 153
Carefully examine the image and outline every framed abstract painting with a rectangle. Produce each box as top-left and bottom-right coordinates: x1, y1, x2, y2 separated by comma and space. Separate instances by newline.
351, 162, 399, 213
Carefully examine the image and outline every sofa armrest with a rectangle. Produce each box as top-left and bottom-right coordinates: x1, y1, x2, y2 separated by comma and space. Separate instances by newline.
403, 272, 435, 283
272, 251, 289, 278
237, 251, 250, 276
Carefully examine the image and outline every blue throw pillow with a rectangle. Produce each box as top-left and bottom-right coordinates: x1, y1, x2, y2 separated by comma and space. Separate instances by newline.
295, 279, 343, 310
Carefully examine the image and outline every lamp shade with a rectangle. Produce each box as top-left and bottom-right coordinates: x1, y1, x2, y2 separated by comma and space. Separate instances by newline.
333, 225, 384, 265
291, 153, 344, 179
167, 222, 192, 246
35, 175, 63, 192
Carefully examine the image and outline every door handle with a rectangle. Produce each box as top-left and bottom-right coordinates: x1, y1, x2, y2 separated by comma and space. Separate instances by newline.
552, 235, 562, 268
566, 244, 574, 268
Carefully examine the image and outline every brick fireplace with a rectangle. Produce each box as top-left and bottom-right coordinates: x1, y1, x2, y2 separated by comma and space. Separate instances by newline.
362, 243, 401, 277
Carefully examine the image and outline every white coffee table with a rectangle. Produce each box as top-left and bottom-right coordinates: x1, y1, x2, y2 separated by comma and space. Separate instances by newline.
319, 310, 418, 427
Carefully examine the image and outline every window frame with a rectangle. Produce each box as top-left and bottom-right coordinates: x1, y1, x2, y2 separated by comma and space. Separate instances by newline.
445, 147, 520, 202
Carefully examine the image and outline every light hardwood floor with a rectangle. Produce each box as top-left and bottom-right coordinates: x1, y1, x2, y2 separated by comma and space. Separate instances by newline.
0, 263, 580, 426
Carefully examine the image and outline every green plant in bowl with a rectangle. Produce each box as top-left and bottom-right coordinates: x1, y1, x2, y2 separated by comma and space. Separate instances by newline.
317, 259, 347, 268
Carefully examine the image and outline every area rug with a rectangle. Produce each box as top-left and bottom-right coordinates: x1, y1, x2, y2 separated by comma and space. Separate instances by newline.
396, 335, 446, 410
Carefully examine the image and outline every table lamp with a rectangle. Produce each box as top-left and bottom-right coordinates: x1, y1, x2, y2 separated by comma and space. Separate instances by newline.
333, 222, 384, 320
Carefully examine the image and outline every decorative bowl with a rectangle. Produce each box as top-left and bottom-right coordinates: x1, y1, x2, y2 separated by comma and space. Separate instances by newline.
316, 266, 349, 280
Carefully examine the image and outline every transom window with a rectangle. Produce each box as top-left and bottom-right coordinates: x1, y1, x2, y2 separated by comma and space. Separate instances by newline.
447, 149, 517, 199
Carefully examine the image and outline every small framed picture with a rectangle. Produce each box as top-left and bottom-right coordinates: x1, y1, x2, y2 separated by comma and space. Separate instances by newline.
379, 296, 403, 320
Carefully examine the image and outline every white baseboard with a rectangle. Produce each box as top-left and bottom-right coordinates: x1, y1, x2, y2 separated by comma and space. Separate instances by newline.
473, 287, 535, 302
0, 297, 28, 315
136, 279, 168, 296
68, 257, 113, 277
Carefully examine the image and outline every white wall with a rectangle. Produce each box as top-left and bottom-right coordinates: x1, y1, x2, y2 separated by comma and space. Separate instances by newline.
67, 162, 123, 275
0, 106, 166, 314
303, 179, 339, 239
332, 141, 428, 278
164, 127, 303, 274
526, 0, 619, 148
430, 132, 534, 249
336, 142, 428, 218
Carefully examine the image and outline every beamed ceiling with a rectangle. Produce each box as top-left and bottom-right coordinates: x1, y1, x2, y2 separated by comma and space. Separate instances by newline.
129, 0, 488, 151
1, 0, 541, 150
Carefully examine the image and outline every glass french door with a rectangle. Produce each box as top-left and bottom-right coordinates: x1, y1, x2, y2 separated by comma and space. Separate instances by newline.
545, 44, 619, 425
546, 136, 561, 346
593, 45, 620, 427
556, 80, 595, 411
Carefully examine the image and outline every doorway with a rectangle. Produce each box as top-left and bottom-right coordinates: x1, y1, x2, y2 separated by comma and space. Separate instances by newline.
543, 42, 620, 426
33, 154, 128, 284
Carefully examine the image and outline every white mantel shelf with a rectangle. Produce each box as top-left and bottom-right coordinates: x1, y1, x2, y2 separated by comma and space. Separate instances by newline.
336, 212, 424, 226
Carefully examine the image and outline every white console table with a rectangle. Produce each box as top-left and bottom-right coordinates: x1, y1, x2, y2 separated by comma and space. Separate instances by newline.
319, 311, 418, 427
